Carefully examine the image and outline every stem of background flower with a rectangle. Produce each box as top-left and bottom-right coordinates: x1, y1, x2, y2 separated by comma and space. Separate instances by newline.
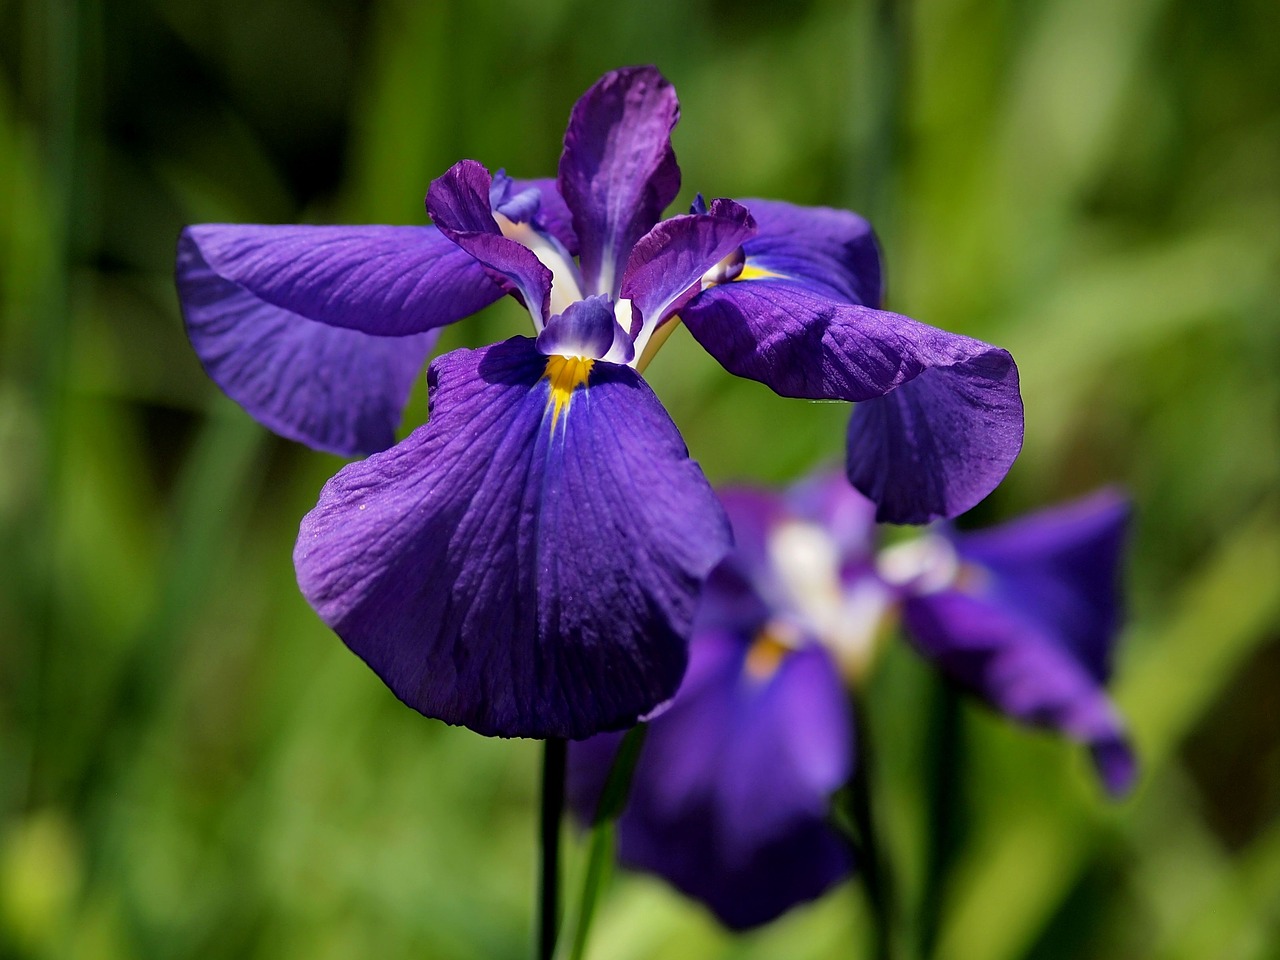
919, 680, 964, 959
539, 738, 567, 960
849, 697, 899, 960
555, 724, 648, 960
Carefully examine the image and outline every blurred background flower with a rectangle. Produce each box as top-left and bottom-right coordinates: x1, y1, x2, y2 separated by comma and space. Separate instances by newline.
0, 0, 1276, 958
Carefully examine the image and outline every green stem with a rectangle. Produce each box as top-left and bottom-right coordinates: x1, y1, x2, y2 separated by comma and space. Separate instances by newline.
849, 698, 898, 960
919, 681, 963, 959
539, 738, 567, 960
556, 724, 648, 960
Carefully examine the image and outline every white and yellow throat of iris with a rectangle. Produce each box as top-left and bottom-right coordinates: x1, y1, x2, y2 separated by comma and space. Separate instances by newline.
542, 355, 594, 431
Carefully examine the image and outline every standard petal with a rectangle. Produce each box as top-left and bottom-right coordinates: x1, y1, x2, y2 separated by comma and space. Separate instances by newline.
738, 198, 883, 306
558, 66, 681, 297
904, 590, 1137, 796
178, 222, 502, 337
426, 160, 553, 324
294, 337, 730, 739
681, 282, 1023, 523
620, 198, 756, 350
948, 490, 1131, 683
177, 231, 437, 455
571, 632, 854, 930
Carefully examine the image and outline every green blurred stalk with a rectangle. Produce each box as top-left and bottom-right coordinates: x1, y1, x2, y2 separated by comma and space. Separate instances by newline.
539, 738, 567, 960
19, 0, 79, 812
850, 697, 901, 960
919, 680, 964, 959
556, 724, 648, 960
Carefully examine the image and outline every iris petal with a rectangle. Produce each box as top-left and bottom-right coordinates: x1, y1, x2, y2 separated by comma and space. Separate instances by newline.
177, 222, 502, 337
948, 489, 1131, 683
177, 230, 437, 455
427, 160, 554, 325
620, 197, 756, 354
738, 198, 883, 306
681, 281, 1023, 523
904, 590, 1136, 796
569, 632, 853, 930
558, 66, 682, 297
294, 337, 730, 739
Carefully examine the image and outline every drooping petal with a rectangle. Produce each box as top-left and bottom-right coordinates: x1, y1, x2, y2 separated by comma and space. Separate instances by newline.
903, 590, 1137, 796
178, 222, 503, 337
294, 337, 730, 739
558, 66, 681, 297
426, 160, 553, 324
948, 490, 1131, 683
681, 282, 1023, 523
177, 231, 437, 455
620, 198, 756, 354
569, 632, 853, 930
737, 198, 883, 306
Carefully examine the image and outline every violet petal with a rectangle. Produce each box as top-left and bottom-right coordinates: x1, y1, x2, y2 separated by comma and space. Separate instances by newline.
558, 66, 681, 297
294, 337, 729, 739
177, 230, 437, 455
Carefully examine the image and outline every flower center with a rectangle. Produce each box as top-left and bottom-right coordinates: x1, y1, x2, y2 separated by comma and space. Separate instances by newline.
542, 355, 594, 430
495, 213, 584, 318
766, 520, 894, 682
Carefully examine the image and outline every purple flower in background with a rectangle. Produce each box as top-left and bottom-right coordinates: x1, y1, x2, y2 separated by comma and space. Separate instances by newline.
569, 475, 1135, 928
175, 66, 1023, 739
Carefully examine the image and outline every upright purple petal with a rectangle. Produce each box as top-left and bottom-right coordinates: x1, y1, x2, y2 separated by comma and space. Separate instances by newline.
570, 633, 854, 930
177, 231, 437, 455
904, 591, 1137, 796
948, 490, 1131, 683
294, 337, 730, 739
178, 223, 502, 337
426, 160, 553, 324
558, 66, 681, 297
620, 198, 756, 345
681, 282, 1023, 523
738, 198, 883, 306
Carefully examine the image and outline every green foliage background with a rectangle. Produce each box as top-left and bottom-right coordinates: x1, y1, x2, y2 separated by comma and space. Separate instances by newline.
1, 0, 1277, 956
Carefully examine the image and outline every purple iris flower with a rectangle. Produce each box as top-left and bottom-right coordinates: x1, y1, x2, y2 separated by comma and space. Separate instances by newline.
175, 66, 1023, 739
568, 475, 1135, 929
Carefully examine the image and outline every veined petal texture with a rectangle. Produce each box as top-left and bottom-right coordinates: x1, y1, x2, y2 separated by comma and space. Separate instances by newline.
558, 66, 681, 296
682, 282, 1023, 523
738, 198, 883, 306
178, 222, 503, 337
294, 337, 730, 739
177, 230, 439, 455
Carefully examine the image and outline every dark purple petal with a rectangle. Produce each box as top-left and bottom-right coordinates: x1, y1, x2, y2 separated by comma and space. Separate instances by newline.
681, 282, 1023, 523
904, 590, 1137, 796
570, 632, 853, 929
558, 66, 681, 296
426, 160, 553, 323
508, 176, 578, 254
738, 198, 883, 306
294, 337, 730, 739
948, 490, 1131, 683
177, 230, 437, 455
177, 223, 503, 338
620, 198, 756, 341
535, 294, 634, 364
